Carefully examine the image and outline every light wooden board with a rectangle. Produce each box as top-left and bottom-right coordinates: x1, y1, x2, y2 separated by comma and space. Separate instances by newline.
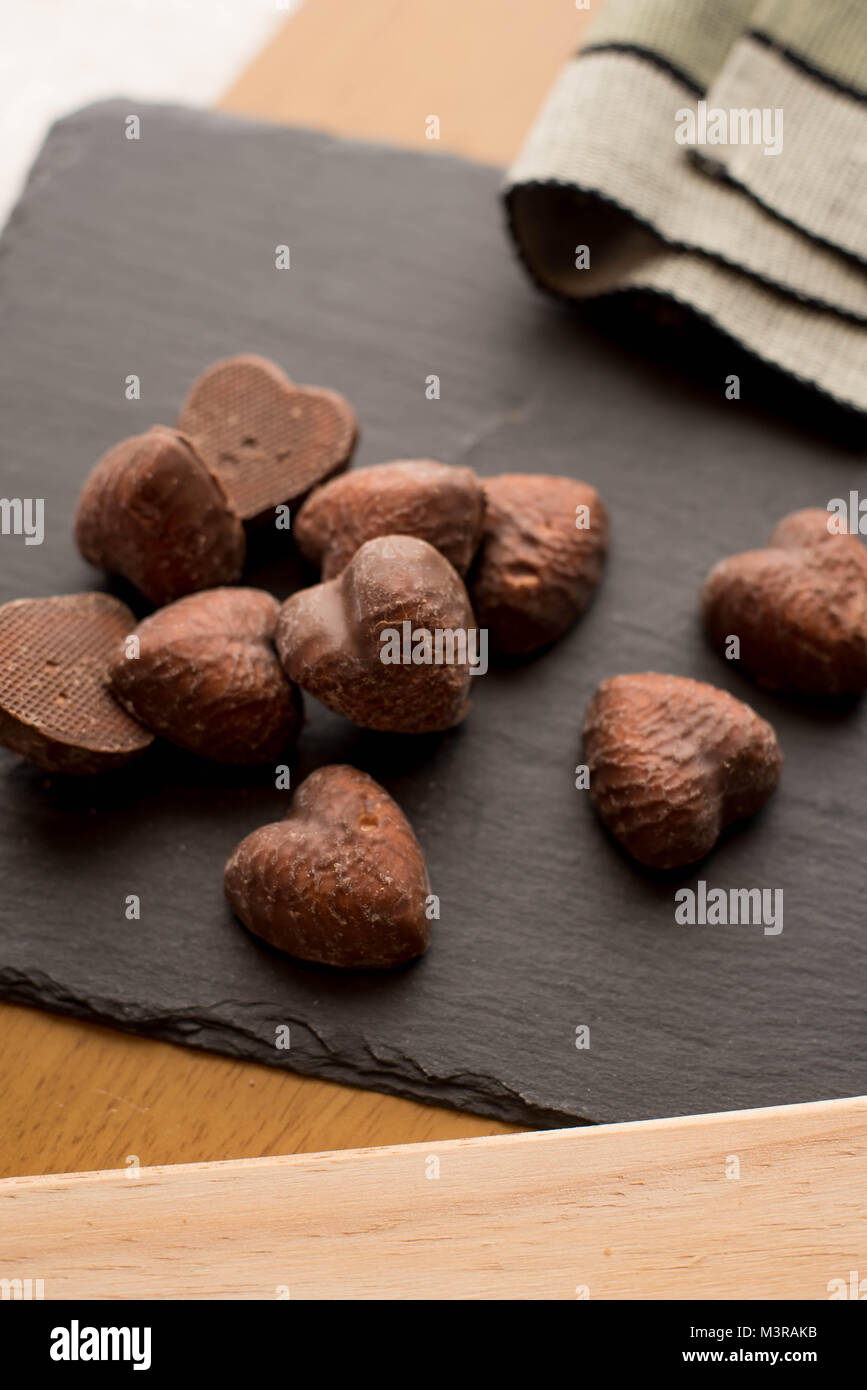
221, 0, 588, 165
0, 0, 587, 1179
2, 1097, 864, 1300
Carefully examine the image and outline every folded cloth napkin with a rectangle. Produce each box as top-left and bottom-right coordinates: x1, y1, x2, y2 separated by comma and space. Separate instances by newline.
505, 0, 867, 414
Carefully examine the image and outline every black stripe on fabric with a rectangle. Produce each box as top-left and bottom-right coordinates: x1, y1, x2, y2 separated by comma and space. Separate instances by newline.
502, 177, 867, 325
577, 42, 704, 96
691, 149, 867, 273
503, 183, 866, 432
748, 28, 867, 105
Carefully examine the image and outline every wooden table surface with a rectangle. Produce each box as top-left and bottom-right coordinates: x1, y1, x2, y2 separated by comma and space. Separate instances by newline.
0, 0, 590, 1180
7, 1097, 863, 1300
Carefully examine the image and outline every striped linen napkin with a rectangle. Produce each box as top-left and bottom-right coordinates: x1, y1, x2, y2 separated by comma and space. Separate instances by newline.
505, 0, 867, 415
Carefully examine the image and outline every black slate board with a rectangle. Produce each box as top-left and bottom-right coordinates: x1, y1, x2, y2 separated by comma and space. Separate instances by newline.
0, 101, 864, 1128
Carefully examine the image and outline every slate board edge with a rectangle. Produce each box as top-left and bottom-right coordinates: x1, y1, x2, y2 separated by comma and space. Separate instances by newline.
0, 969, 578, 1130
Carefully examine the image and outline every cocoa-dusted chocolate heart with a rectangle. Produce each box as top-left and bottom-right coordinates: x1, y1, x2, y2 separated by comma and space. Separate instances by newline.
177, 354, 357, 523
225, 764, 431, 968
110, 587, 302, 763
582, 673, 782, 869
701, 508, 867, 697
75, 426, 245, 605
294, 459, 485, 578
276, 534, 477, 733
0, 593, 153, 774
469, 473, 608, 654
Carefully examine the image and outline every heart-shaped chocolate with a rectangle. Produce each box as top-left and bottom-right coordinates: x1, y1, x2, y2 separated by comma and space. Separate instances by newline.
582, 673, 782, 869
0, 593, 153, 774
294, 459, 485, 578
110, 587, 302, 764
225, 764, 431, 968
75, 426, 246, 605
177, 354, 357, 523
469, 473, 608, 654
276, 534, 477, 733
702, 508, 867, 696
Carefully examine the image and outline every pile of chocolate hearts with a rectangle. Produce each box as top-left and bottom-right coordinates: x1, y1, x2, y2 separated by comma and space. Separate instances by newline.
1, 352, 865, 969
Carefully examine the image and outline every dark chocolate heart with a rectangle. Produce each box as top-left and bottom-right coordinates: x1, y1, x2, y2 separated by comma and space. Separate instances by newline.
0, 593, 153, 774
225, 764, 431, 968
702, 508, 867, 696
75, 426, 245, 605
276, 534, 477, 733
469, 473, 608, 654
178, 354, 357, 522
110, 587, 302, 764
583, 673, 782, 869
295, 459, 485, 578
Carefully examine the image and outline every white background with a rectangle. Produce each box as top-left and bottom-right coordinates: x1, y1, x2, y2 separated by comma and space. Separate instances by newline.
0, 0, 299, 227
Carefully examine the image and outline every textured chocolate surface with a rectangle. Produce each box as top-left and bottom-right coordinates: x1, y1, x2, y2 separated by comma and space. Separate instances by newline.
110, 588, 302, 764
470, 473, 608, 654
178, 354, 357, 522
277, 535, 476, 734
583, 674, 782, 870
75, 426, 245, 604
295, 459, 486, 578
225, 765, 431, 969
0, 103, 864, 1126
0, 593, 153, 774
702, 509, 867, 696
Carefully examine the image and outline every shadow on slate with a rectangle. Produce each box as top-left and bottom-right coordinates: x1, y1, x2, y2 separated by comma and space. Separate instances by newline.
0, 100, 864, 1128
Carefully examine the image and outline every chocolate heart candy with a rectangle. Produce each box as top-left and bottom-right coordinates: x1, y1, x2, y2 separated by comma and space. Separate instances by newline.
702, 508, 867, 696
225, 764, 431, 968
469, 473, 608, 654
276, 534, 476, 733
110, 587, 302, 763
0, 593, 153, 774
294, 459, 485, 578
177, 354, 357, 523
582, 673, 782, 869
75, 426, 245, 605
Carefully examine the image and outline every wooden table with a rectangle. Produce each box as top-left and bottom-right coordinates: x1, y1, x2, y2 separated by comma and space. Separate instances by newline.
0, 0, 589, 1181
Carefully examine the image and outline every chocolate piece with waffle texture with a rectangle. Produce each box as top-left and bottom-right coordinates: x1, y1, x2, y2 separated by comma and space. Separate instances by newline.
0, 593, 153, 774
178, 354, 357, 523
